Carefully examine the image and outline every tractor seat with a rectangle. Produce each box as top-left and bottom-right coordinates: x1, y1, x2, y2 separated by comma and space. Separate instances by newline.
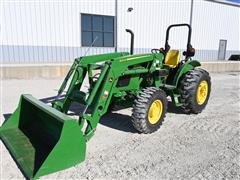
164, 50, 180, 68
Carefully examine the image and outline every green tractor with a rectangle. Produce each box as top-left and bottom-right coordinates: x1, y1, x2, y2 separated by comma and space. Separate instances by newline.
0, 24, 211, 179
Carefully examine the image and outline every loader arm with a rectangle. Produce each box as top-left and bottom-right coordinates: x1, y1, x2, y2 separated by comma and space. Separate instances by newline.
53, 52, 129, 112
78, 57, 152, 139
76, 53, 164, 140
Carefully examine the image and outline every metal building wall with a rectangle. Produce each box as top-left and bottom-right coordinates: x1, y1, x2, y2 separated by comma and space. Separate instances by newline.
117, 0, 192, 59
192, 0, 240, 60
0, 0, 239, 63
117, 0, 239, 60
0, 0, 115, 63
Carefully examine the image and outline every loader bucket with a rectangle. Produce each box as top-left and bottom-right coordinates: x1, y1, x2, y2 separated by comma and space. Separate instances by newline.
0, 94, 86, 179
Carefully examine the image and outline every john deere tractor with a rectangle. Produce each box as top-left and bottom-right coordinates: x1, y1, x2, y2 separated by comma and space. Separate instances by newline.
0, 24, 211, 179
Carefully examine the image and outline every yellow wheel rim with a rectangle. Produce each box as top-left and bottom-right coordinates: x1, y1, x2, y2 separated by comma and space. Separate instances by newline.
196, 80, 208, 105
148, 100, 163, 124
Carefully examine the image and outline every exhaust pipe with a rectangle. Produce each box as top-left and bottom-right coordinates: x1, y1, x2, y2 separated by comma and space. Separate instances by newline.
126, 29, 134, 55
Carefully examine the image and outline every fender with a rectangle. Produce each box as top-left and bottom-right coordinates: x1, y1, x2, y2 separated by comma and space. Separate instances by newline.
173, 60, 201, 86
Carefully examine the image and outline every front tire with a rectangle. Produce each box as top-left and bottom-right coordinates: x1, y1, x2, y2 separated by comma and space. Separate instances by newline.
180, 68, 211, 114
132, 87, 167, 133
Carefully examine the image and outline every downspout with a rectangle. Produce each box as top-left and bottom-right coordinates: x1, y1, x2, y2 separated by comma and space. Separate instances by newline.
190, 0, 194, 26
114, 0, 118, 52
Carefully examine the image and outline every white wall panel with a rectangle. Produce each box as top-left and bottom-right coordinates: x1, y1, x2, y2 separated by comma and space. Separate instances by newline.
0, 0, 239, 63
117, 0, 191, 49
1, 0, 115, 46
192, 0, 239, 51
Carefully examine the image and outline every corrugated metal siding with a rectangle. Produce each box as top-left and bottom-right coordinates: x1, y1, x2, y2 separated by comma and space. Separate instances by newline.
117, 0, 192, 49
0, 45, 115, 63
1, 0, 116, 63
119, 48, 239, 60
2, 1, 115, 46
191, 0, 240, 51
0, 0, 239, 63
1, 45, 238, 63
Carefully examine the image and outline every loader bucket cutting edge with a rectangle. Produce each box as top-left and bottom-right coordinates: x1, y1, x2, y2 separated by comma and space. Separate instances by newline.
0, 94, 86, 179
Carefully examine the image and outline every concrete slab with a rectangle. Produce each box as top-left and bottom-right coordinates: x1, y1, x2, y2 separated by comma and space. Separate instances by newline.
0, 72, 240, 179
1, 61, 240, 79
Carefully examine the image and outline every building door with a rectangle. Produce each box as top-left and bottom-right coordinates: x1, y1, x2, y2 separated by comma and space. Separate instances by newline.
218, 39, 227, 60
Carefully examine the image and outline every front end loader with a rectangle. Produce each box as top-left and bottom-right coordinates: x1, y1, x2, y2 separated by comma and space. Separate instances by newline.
0, 24, 211, 179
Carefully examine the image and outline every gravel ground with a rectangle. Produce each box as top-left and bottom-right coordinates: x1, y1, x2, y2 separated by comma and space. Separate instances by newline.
0, 72, 240, 179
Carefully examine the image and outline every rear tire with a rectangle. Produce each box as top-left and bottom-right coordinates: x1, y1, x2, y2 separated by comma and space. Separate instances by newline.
132, 87, 167, 133
180, 68, 211, 114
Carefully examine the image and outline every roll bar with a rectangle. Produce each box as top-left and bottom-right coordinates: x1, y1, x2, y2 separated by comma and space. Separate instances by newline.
164, 23, 194, 58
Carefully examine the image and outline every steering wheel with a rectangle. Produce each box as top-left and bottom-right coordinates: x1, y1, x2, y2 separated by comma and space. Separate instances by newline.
151, 49, 161, 53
